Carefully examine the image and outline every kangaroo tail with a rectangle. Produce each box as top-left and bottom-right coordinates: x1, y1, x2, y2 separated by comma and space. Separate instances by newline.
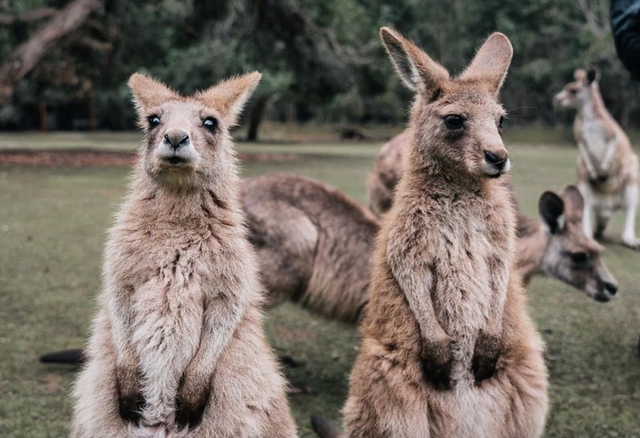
40, 348, 85, 364
310, 414, 343, 438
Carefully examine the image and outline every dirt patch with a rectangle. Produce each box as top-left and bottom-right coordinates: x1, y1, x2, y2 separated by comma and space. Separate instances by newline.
0, 149, 304, 167
274, 324, 317, 342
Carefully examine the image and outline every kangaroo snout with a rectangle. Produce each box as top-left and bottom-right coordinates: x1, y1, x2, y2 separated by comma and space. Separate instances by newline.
164, 129, 190, 150
483, 149, 510, 176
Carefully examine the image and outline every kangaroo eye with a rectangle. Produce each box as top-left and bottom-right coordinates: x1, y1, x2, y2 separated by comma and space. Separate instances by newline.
147, 115, 160, 128
569, 251, 590, 265
203, 117, 218, 133
444, 115, 465, 130
569, 89, 578, 95
498, 116, 504, 130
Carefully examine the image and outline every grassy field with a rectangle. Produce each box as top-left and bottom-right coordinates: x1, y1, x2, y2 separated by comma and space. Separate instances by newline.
0, 132, 639, 437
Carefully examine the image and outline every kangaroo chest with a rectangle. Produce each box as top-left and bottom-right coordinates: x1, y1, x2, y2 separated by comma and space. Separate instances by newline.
424, 202, 512, 335
577, 116, 611, 163
110, 225, 224, 369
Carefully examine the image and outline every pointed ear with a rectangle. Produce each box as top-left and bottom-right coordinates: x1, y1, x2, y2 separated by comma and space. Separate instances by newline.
587, 68, 599, 84
128, 73, 179, 113
574, 69, 587, 83
460, 32, 513, 95
539, 191, 565, 234
561, 185, 585, 221
379, 27, 449, 99
196, 72, 262, 125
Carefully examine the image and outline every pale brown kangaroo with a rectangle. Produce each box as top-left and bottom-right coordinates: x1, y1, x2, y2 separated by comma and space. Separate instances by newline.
342, 28, 548, 437
368, 132, 618, 302
71, 73, 297, 438
553, 68, 640, 250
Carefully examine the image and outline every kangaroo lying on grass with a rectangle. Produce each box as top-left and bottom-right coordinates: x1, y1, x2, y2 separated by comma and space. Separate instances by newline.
71, 73, 296, 438
553, 68, 640, 250
340, 28, 548, 437
41, 175, 618, 366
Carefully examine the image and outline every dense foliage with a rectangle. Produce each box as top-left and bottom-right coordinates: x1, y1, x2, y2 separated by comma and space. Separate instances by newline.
1, 0, 637, 135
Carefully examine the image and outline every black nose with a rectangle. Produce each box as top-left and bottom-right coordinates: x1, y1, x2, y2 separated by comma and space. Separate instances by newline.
484, 151, 507, 170
164, 132, 189, 149
604, 281, 618, 296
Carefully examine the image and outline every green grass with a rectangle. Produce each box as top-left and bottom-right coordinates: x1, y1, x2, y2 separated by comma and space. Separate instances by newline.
0, 133, 639, 437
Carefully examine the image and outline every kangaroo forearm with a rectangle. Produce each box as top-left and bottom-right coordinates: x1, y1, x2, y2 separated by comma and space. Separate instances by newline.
578, 142, 598, 177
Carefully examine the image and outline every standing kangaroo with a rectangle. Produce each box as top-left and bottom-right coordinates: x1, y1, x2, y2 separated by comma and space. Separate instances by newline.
41, 177, 618, 366
342, 29, 548, 437
71, 73, 296, 438
553, 68, 640, 249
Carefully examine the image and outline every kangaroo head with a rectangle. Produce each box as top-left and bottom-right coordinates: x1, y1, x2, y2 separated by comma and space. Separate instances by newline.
380, 28, 513, 179
553, 68, 599, 109
538, 185, 618, 302
128, 72, 262, 191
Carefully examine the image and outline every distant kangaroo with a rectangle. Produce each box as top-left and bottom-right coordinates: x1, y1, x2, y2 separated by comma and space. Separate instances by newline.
70, 73, 296, 437
41, 177, 618, 366
341, 28, 548, 437
553, 68, 640, 250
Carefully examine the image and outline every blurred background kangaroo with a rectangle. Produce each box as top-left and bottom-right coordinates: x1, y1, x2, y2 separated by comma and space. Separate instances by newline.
553, 68, 640, 250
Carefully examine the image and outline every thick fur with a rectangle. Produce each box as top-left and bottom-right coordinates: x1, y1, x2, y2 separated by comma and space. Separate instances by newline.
71, 73, 296, 438
242, 173, 378, 323
368, 133, 618, 302
553, 68, 640, 249
342, 28, 548, 438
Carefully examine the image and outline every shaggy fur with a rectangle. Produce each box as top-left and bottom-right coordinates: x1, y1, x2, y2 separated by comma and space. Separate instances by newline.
70, 73, 296, 438
342, 28, 548, 438
553, 68, 640, 250
368, 133, 618, 302
242, 173, 378, 323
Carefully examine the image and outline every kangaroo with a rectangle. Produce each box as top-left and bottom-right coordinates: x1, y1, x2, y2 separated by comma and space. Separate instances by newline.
70, 73, 297, 438
341, 28, 548, 437
41, 178, 619, 367
553, 68, 640, 249
368, 133, 618, 301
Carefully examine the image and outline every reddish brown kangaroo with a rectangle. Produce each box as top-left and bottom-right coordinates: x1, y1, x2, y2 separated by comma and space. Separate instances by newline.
341, 28, 548, 437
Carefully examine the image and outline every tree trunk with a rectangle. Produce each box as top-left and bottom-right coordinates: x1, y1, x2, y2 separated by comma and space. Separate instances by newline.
247, 95, 270, 142
0, 0, 103, 107
39, 101, 47, 132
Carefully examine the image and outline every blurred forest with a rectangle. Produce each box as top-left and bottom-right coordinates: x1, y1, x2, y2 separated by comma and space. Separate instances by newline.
0, 0, 637, 138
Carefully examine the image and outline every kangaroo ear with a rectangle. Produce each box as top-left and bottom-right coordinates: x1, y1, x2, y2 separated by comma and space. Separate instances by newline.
574, 69, 587, 83
539, 191, 565, 234
561, 185, 585, 221
460, 32, 513, 95
129, 74, 179, 115
379, 27, 449, 99
196, 72, 262, 126
587, 68, 599, 84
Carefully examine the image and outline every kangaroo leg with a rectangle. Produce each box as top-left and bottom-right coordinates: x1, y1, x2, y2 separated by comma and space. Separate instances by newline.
621, 182, 640, 249
578, 182, 595, 238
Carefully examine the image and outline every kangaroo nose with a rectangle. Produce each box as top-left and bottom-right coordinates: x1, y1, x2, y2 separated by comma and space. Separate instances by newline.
604, 281, 618, 296
164, 130, 189, 150
484, 151, 508, 170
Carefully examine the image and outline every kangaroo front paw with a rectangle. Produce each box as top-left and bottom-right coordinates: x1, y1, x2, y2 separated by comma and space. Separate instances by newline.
472, 332, 502, 384
116, 365, 145, 424
421, 339, 453, 390
175, 375, 210, 430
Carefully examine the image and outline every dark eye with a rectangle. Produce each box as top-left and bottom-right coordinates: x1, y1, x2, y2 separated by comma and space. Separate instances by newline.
147, 115, 160, 128
569, 251, 590, 265
444, 115, 465, 130
203, 117, 218, 132
498, 116, 505, 130
569, 89, 578, 95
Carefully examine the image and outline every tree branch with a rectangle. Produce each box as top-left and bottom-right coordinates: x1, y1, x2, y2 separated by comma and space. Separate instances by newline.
0, 0, 103, 107
0, 8, 58, 26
